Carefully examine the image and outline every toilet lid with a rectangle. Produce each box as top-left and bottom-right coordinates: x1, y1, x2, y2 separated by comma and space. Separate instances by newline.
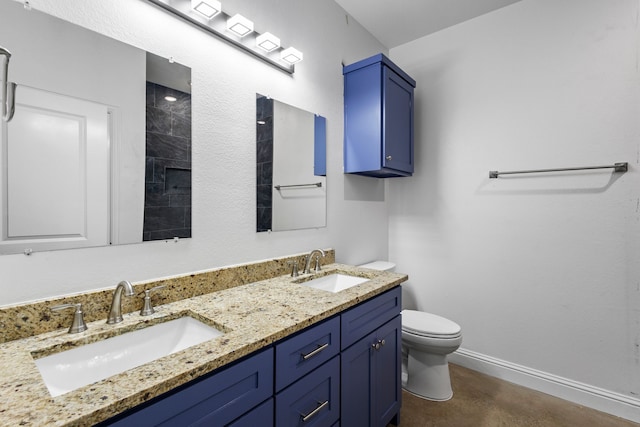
358, 261, 396, 271
402, 309, 461, 338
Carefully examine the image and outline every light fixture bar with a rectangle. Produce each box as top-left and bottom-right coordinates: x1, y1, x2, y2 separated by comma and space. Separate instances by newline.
145, 0, 295, 74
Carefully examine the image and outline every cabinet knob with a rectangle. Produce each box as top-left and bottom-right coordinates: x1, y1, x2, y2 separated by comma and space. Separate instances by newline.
371, 339, 385, 351
386, 155, 392, 161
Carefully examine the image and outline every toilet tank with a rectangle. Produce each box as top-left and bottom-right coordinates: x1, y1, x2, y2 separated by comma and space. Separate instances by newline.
358, 261, 396, 272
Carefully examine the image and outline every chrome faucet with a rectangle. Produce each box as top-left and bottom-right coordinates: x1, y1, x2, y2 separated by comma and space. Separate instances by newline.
304, 249, 326, 274
107, 280, 134, 324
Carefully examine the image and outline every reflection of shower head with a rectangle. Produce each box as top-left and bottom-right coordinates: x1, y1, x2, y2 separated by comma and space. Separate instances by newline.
0, 46, 11, 59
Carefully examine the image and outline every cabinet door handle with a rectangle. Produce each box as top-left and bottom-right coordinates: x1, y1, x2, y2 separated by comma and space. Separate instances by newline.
301, 400, 329, 422
386, 155, 392, 161
301, 342, 329, 360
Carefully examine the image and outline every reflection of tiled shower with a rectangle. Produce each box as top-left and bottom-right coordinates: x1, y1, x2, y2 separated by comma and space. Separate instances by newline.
256, 96, 273, 232
143, 82, 191, 241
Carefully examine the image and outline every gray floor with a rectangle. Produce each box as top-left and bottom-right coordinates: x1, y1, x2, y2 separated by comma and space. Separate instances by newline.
396, 364, 639, 427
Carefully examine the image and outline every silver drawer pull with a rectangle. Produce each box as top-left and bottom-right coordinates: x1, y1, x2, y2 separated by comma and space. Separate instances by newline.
301, 343, 329, 360
301, 400, 329, 422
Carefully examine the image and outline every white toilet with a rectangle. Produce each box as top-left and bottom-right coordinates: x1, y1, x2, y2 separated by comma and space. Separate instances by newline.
359, 261, 463, 401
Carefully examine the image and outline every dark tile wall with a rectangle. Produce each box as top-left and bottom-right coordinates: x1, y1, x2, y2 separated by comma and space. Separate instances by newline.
256, 96, 274, 232
144, 82, 192, 241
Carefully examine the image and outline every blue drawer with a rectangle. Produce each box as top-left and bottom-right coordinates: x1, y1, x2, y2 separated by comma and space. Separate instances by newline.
104, 348, 274, 426
275, 316, 340, 392
341, 286, 401, 350
276, 356, 340, 427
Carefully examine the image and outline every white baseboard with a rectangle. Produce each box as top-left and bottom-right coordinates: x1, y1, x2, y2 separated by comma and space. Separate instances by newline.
449, 348, 640, 424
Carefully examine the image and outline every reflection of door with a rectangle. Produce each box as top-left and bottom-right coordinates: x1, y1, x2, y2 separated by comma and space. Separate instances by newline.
0, 85, 110, 254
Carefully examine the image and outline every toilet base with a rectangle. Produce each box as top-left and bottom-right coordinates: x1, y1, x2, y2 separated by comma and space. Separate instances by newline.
403, 348, 453, 401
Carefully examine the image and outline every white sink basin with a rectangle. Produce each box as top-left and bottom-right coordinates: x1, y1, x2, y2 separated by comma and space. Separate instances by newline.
34, 316, 223, 397
299, 273, 369, 293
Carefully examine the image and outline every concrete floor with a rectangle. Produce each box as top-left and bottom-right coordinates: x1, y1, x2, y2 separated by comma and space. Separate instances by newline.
396, 364, 639, 427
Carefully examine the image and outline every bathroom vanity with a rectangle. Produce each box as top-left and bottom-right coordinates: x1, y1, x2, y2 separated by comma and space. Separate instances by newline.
0, 259, 406, 426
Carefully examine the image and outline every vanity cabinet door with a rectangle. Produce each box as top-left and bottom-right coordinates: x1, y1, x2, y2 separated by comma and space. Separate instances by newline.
102, 348, 273, 427
341, 315, 401, 427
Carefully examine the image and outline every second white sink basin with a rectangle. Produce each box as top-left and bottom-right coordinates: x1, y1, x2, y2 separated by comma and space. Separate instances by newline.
299, 273, 369, 293
34, 316, 223, 397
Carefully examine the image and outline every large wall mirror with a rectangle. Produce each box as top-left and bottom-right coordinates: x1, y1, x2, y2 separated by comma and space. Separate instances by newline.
0, 1, 191, 255
256, 94, 326, 232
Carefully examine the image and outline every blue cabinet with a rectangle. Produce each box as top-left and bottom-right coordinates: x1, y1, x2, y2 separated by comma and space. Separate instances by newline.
276, 356, 340, 426
343, 53, 416, 178
275, 316, 340, 392
101, 348, 274, 427
341, 288, 402, 427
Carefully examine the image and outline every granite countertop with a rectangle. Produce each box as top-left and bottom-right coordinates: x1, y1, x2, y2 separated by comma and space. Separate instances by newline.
0, 263, 407, 426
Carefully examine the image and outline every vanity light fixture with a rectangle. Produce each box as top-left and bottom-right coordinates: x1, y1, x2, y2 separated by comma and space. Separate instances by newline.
191, 0, 221, 19
226, 14, 253, 37
256, 32, 280, 52
164, 95, 177, 102
145, 0, 302, 74
281, 47, 303, 64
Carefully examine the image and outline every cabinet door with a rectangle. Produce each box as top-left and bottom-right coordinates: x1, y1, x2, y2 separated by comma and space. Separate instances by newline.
371, 315, 402, 427
341, 316, 401, 427
382, 66, 414, 174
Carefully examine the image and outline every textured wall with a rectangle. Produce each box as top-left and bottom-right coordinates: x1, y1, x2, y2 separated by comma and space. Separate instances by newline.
0, 0, 388, 305
389, 0, 640, 415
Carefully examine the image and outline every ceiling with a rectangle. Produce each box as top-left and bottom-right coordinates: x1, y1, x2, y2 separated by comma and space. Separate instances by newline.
334, 0, 522, 49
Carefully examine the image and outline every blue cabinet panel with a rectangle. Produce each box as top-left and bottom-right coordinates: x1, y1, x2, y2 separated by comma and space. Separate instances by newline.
341, 316, 401, 427
341, 332, 373, 427
343, 53, 415, 178
371, 315, 402, 427
276, 356, 340, 427
275, 316, 340, 392
228, 398, 274, 427
341, 286, 402, 350
103, 348, 274, 427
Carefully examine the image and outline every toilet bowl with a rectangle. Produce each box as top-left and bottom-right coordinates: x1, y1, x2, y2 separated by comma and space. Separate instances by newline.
359, 261, 463, 401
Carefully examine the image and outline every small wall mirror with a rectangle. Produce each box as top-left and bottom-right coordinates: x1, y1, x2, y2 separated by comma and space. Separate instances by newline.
0, 1, 191, 255
256, 94, 326, 232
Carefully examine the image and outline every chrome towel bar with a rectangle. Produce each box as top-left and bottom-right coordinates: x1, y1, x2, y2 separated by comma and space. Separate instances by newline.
274, 182, 322, 190
489, 162, 628, 179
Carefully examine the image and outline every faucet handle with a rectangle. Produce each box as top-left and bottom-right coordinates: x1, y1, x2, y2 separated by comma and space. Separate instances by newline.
139, 285, 165, 316
287, 260, 299, 277
51, 303, 88, 334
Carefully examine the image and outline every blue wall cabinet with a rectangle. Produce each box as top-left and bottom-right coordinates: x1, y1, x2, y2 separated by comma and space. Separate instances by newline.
343, 54, 416, 178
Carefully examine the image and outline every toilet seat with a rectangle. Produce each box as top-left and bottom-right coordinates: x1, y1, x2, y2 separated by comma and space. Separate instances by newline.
402, 310, 461, 339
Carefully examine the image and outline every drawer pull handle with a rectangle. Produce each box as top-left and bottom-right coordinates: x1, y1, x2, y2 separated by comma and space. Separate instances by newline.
301, 400, 329, 422
301, 343, 329, 360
